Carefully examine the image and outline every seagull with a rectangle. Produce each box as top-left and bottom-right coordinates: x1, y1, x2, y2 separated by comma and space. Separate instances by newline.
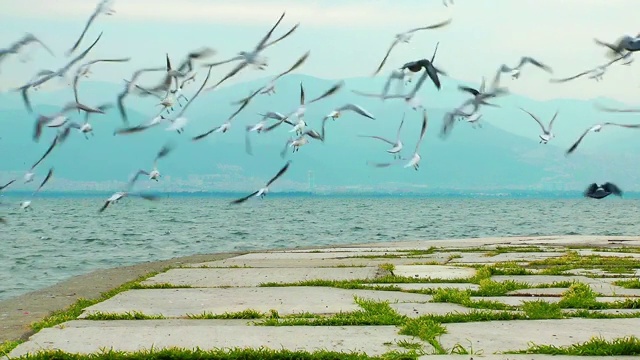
17, 33, 103, 113
584, 182, 623, 199
495, 56, 552, 82
72, 57, 130, 107
245, 112, 287, 155
400, 42, 446, 92
458, 76, 509, 106
372, 18, 452, 76
192, 86, 265, 141
0, 33, 54, 70
351, 90, 424, 111
280, 123, 328, 158
359, 113, 405, 159
566, 122, 640, 155
66, 0, 115, 56
230, 161, 292, 204
519, 107, 559, 144
99, 169, 158, 213
549, 55, 628, 83
61, 103, 113, 139
0, 179, 16, 192
259, 51, 310, 95
324, 104, 375, 121
20, 167, 54, 211
130, 143, 175, 182
203, 12, 299, 91
381, 69, 411, 98
174, 47, 216, 74
116, 66, 167, 124
369, 110, 428, 170
34, 102, 106, 142
594, 34, 640, 58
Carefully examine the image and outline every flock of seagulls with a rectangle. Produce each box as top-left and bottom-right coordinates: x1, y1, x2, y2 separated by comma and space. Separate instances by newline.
1, 1, 639, 224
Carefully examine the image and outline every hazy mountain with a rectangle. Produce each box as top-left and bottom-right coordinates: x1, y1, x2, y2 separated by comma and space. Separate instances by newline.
1, 72, 638, 193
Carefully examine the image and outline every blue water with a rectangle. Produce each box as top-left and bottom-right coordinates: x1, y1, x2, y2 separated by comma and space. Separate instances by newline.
1, 195, 639, 301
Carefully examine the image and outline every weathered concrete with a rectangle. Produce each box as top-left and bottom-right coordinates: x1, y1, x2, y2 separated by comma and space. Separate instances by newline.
438, 318, 640, 355
141, 267, 381, 287
8, 320, 425, 358
6, 236, 640, 358
79, 287, 432, 318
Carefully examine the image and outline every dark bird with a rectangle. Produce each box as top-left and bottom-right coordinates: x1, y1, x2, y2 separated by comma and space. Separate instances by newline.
230, 161, 292, 204
400, 42, 446, 93
584, 183, 622, 199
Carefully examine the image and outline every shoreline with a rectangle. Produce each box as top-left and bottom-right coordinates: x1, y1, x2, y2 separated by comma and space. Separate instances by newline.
2, 235, 639, 344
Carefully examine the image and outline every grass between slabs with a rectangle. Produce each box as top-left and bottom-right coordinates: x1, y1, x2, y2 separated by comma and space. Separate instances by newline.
507, 336, 640, 356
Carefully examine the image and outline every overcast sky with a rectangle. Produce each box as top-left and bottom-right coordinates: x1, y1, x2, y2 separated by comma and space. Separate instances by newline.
1, 0, 638, 103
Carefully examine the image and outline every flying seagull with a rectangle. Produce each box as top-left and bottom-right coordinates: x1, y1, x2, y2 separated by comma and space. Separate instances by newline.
259, 51, 310, 95
60, 103, 113, 140
494, 56, 552, 84
323, 103, 375, 121
549, 55, 627, 83
230, 161, 292, 204
0, 33, 54, 70
116, 66, 167, 124
20, 167, 54, 211
359, 113, 405, 159
72, 57, 130, 107
372, 18, 452, 76
400, 42, 446, 92
66, 0, 115, 56
566, 122, 640, 155
98, 170, 158, 213
594, 34, 640, 58
33, 102, 106, 142
130, 142, 175, 182
203, 12, 299, 91
584, 182, 622, 199
519, 107, 559, 144
369, 110, 428, 170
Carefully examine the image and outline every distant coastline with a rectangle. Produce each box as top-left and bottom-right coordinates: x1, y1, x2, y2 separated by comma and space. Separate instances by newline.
2, 190, 638, 199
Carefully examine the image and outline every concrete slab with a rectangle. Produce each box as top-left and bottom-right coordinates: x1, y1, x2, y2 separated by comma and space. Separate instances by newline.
187, 255, 451, 269
9, 320, 425, 358
228, 251, 407, 260
449, 252, 565, 264
577, 249, 640, 259
390, 302, 475, 318
366, 283, 480, 291
394, 265, 477, 280
491, 275, 606, 286
142, 267, 379, 288
79, 287, 432, 318
508, 288, 566, 296
438, 318, 640, 355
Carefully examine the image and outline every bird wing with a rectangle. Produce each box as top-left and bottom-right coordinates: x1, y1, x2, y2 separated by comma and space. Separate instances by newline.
262, 23, 300, 50
458, 85, 480, 97
114, 125, 151, 135
66, 5, 102, 55
566, 126, 597, 155
30, 135, 59, 170
351, 90, 385, 99
228, 87, 265, 121
396, 113, 405, 141
406, 18, 453, 33
155, 142, 175, 162
98, 199, 112, 213
204, 60, 248, 92
549, 69, 591, 83
519, 107, 547, 132
547, 110, 560, 131
265, 161, 292, 187
338, 104, 375, 119
372, 38, 401, 76
173, 64, 214, 119
595, 104, 640, 113
603, 122, 640, 129
602, 182, 623, 196
127, 170, 149, 191
230, 190, 260, 205
272, 51, 310, 81
192, 127, 219, 141
254, 12, 287, 51
244, 131, 254, 156
414, 110, 429, 153
35, 167, 54, 193
61, 32, 104, 75
583, 183, 599, 197
520, 56, 553, 72
307, 81, 344, 104
299, 82, 305, 105
0, 179, 16, 191
479, 76, 486, 93
358, 135, 395, 145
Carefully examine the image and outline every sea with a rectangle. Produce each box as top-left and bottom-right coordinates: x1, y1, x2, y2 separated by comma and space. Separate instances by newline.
1, 192, 640, 302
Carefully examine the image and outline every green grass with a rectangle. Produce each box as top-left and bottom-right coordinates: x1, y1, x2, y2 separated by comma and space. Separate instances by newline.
348, 248, 437, 260
6, 347, 422, 360
431, 288, 512, 311
484, 246, 551, 257
510, 336, 640, 356
187, 309, 278, 320
83, 311, 165, 320
399, 318, 446, 354
132, 283, 192, 289
614, 278, 640, 289
529, 251, 640, 274
30, 268, 171, 333
521, 300, 563, 319
1, 340, 22, 357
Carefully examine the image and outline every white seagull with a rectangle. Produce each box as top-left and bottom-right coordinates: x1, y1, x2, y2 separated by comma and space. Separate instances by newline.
369, 110, 428, 170
324, 103, 375, 121
549, 55, 628, 83
372, 18, 452, 75
33, 102, 107, 142
61, 103, 112, 139
131, 143, 175, 182
519, 107, 559, 144
359, 113, 405, 159
495, 56, 553, 84
230, 161, 292, 204
566, 122, 640, 155
259, 51, 310, 96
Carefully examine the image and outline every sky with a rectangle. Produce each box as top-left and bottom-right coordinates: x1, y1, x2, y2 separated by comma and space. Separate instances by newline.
1, 0, 639, 103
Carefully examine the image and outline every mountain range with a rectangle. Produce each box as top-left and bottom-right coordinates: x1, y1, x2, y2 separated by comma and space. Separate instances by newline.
1, 72, 639, 194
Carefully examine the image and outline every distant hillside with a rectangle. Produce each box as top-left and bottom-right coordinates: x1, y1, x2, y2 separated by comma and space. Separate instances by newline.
1, 72, 639, 193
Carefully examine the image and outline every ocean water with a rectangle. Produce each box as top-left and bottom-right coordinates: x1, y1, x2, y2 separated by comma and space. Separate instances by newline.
1, 195, 639, 301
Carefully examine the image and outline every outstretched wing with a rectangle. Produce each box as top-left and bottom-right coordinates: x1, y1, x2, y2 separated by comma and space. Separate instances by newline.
406, 18, 453, 33
519, 107, 547, 132
230, 191, 259, 205
414, 110, 429, 153
520, 56, 553, 72
372, 38, 401, 76
548, 110, 560, 131
272, 51, 310, 81
337, 104, 375, 119
265, 161, 292, 187
566, 127, 593, 155
358, 135, 395, 145
307, 81, 344, 104
602, 182, 623, 196
549, 70, 591, 83
583, 183, 599, 197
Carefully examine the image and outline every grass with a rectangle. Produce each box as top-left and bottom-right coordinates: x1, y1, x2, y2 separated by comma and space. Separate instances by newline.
188, 309, 280, 320
529, 251, 640, 274
5, 347, 423, 360
30, 268, 171, 333
510, 336, 640, 356
83, 311, 166, 320
431, 288, 512, 311
614, 278, 640, 289
399, 318, 446, 354
1, 340, 22, 357
484, 246, 551, 257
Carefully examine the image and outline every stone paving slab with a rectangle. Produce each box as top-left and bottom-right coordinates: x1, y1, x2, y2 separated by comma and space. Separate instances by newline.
449, 252, 565, 264
394, 265, 477, 280
438, 318, 640, 355
472, 296, 628, 307
79, 287, 432, 318
490, 275, 606, 286
141, 267, 379, 287
8, 320, 423, 358
187, 255, 450, 268
390, 302, 480, 318
229, 250, 410, 260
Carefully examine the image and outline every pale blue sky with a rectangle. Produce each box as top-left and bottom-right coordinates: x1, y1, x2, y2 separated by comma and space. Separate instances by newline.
1, 0, 638, 103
